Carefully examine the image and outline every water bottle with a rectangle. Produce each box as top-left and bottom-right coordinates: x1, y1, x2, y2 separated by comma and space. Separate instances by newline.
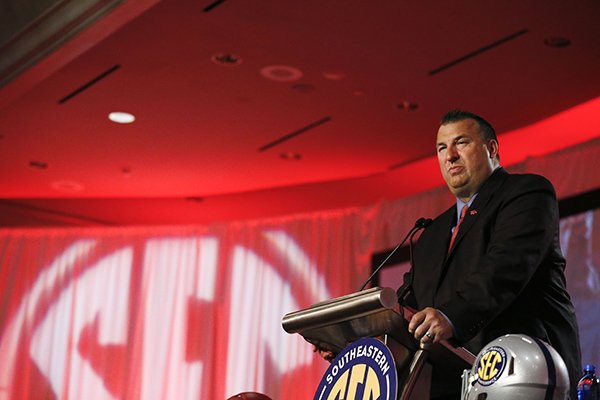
578, 364, 600, 400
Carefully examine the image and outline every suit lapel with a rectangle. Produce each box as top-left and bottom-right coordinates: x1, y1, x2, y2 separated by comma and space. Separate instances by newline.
427, 206, 455, 304
446, 168, 508, 257
434, 168, 509, 297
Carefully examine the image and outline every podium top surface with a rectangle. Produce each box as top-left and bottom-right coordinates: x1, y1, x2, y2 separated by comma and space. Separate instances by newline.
282, 287, 405, 352
282, 287, 398, 335
282, 287, 476, 366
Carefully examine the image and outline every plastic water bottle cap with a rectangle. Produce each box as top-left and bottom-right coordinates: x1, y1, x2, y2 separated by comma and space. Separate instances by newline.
584, 364, 596, 373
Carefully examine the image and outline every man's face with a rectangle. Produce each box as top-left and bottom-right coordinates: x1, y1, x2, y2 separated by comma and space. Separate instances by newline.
436, 119, 498, 201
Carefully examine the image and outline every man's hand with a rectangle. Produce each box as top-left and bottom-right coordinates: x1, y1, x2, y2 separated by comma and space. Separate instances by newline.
408, 307, 453, 344
313, 346, 336, 362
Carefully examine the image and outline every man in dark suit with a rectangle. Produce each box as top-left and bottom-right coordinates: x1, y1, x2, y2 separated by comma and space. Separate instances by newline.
404, 110, 581, 399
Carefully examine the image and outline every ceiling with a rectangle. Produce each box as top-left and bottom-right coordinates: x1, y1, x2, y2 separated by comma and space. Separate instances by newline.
1, 0, 600, 226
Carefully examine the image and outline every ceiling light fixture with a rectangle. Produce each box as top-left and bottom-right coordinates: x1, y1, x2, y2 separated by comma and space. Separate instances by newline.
211, 53, 242, 66
29, 160, 49, 169
280, 152, 302, 161
51, 180, 84, 193
397, 101, 419, 112
108, 112, 136, 124
260, 65, 303, 82
323, 71, 346, 81
544, 36, 571, 48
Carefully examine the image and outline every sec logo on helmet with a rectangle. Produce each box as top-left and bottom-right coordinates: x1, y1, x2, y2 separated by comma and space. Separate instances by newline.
475, 346, 507, 386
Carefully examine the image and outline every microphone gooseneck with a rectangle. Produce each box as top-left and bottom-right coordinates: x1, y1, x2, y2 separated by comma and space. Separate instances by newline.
398, 217, 432, 303
359, 217, 431, 291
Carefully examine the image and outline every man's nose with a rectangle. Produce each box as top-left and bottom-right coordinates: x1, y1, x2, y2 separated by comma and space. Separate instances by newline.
446, 146, 459, 161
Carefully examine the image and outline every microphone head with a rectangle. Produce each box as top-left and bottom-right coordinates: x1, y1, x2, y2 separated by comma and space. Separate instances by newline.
415, 217, 433, 228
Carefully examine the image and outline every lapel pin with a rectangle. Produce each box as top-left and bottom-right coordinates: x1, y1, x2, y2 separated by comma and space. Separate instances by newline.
470, 210, 478, 215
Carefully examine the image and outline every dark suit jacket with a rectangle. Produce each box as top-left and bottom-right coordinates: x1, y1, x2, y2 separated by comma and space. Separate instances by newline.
406, 168, 581, 398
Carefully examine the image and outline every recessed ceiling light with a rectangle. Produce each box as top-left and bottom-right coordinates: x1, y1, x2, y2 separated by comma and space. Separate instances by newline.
108, 112, 136, 124
29, 160, 49, 169
211, 53, 242, 66
280, 152, 302, 161
323, 71, 346, 81
397, 101, 419, 112
544, 36, 571, 48
51, 180, 84, 193
260, 65, 303, 82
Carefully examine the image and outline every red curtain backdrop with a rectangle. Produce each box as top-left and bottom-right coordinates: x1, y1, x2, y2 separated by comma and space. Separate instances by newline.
2, 139, 600, 399
0, 211, 366, 400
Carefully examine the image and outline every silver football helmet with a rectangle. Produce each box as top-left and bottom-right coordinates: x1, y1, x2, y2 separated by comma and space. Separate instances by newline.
462, 334, 570, 400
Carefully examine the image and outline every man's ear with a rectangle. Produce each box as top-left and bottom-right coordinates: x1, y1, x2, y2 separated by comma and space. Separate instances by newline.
487, 139, 499, 159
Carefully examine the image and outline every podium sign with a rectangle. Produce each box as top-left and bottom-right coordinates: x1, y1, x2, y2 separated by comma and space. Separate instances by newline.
314, 337, 397, 400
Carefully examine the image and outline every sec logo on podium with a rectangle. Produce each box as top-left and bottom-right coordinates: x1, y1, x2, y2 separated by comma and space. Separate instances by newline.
314, 337, 397, 400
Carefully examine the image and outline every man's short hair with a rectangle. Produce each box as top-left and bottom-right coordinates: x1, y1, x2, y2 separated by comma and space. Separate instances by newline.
440, 109, 497, 143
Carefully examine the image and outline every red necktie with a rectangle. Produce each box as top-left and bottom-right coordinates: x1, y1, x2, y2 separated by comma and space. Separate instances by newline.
448, 205, 469, 252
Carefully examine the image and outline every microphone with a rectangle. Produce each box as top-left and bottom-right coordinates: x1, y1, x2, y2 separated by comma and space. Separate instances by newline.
397, 217, 432, 302
359, 217, 432, 291
414, 217, 433, 229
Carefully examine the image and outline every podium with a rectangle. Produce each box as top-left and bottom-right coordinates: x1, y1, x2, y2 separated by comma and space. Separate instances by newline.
281, 287, 476, 400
